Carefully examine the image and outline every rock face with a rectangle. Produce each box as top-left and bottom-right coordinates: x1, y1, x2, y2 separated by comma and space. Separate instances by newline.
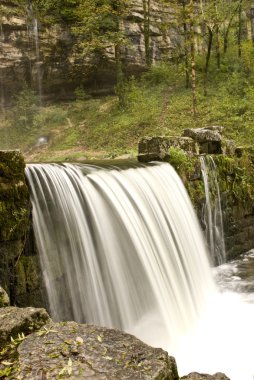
0, 150, 44, 307
0, 0, 177, 103
0, 306, 51, 347
17, 321, 179, 380
0, 286, 10, 306
138, 134, 254, 261
182, 373, 230, 380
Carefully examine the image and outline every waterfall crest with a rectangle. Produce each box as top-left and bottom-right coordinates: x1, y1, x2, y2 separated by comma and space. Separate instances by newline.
200, 155, 226, 265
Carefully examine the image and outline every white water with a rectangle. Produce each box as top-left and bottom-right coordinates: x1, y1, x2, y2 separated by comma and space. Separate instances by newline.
200, 155, 226, 265
26, 162, 254, 380
26, 2, 43, 104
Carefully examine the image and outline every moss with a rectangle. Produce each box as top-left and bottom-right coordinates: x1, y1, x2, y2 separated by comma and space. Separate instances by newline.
214, 154, 254, 204
0, 151, 26, 181
0, 151, 30, 241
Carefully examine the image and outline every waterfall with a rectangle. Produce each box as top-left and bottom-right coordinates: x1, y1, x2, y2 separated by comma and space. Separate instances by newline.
25, 162, 254, 380
26, 1, 43, 104
200, 155, 226, 265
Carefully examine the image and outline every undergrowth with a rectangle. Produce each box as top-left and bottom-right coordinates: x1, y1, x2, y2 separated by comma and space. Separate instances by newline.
1, 44, 254, 162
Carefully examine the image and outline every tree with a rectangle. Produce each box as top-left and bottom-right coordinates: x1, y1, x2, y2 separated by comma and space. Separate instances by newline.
72, 0, 129, 106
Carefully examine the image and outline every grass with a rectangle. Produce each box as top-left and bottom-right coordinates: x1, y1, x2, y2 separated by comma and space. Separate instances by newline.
1, 46, 254, 162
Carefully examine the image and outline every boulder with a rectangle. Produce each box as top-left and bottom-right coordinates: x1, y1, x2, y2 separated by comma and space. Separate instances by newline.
138, 136, 171, 162
183, 128, 222, 143
0, 306, 51, 347
181, 372, 230, 380
182, 128, 223, 154
168, 137, 198, 155
17, 321, 179, 379
0, 286, 10, 307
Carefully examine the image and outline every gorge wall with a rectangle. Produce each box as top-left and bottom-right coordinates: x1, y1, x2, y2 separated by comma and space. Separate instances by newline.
0, 0, 178, 104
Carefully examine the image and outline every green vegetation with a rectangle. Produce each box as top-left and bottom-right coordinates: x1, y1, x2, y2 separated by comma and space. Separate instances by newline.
0, 0, 254, 161
1, 44, 254, 162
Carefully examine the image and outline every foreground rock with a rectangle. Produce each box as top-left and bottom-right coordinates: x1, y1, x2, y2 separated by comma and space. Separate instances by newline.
0, 306, 51, 347
182, 373, 230, 380
17, 321, 179, 379
0, 286, 10, 307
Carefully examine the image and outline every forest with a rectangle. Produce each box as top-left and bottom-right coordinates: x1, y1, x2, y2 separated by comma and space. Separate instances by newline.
0, 0, 253, 161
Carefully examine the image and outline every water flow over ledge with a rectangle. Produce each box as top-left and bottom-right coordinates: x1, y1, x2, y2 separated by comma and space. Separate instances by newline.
25, 162, 254, 379
200, 155, 226, 265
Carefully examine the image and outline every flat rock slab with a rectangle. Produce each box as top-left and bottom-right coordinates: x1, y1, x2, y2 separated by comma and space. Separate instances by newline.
182, 372, 230, 380
18, 321, 179, 379
0, 306, 51, 347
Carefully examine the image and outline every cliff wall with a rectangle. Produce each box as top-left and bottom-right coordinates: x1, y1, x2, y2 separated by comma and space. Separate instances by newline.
0, 0, 177, 103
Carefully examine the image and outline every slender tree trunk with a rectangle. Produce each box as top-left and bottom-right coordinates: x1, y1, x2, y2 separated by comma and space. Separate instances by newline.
238, 0, 243, 57
142, 0, 151, 66
213, 0, 220, 68
215, 25, 220, 68
115, 43, 125, 107
204, 26, 213, 96
182, 1, 190, 88
189, 1, 197, 117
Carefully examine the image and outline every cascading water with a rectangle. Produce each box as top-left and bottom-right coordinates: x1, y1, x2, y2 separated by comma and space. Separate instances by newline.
200, 155, 226, 265
26, 1, 43, 104
26, 162, 254, 380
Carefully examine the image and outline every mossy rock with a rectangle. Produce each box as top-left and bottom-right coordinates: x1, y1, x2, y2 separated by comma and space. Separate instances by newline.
0, 151, 26, 181
0, 286, 10, 307
17, 321, 179, 380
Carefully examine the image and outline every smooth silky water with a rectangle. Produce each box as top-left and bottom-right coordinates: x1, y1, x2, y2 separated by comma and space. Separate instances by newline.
25, 162, 254, 380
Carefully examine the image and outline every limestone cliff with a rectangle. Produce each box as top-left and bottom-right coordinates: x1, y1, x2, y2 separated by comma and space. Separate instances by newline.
0, 0, 177, 104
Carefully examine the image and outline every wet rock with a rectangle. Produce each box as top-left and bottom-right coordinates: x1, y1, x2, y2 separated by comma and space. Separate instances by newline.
0, 286, 10, 307
138, 136, 171, 162
18, 321, 179, 379
181, 372, 230, 380
0, 306, 51, 347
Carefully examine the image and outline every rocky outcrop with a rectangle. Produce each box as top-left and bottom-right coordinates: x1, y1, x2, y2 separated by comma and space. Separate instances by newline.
17, 321, 179, 380
138, 133, 254, 261
0, 0, 177, 103
0, 306, 51, 347
182, 373, 230, 380
0, 150, 44, 307
0, 285, 9, 306
0, 306, 230, 380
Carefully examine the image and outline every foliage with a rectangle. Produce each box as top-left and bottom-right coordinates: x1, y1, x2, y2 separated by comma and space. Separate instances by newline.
12, 85, 39, 131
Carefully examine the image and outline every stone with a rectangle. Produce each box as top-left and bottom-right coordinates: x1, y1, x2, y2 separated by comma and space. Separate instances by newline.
0, 306, 51, 347
183, 128, 222, 143
17, 321, 179, 379
168, 137, 199, 155
0, 286, 10, 307
138, 136, 171, 162
182, 128, 222, 154
221, 139, 236, 156
181, 373, 230, 380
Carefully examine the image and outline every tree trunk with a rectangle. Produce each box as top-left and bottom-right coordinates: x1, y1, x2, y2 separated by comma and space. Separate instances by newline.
182, 1, 190, 88
204, 26, 213, 96
215, 25, 220, 68
115, 44, 125, 107
189, 1, 197, 117
238, 0, 243, 58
